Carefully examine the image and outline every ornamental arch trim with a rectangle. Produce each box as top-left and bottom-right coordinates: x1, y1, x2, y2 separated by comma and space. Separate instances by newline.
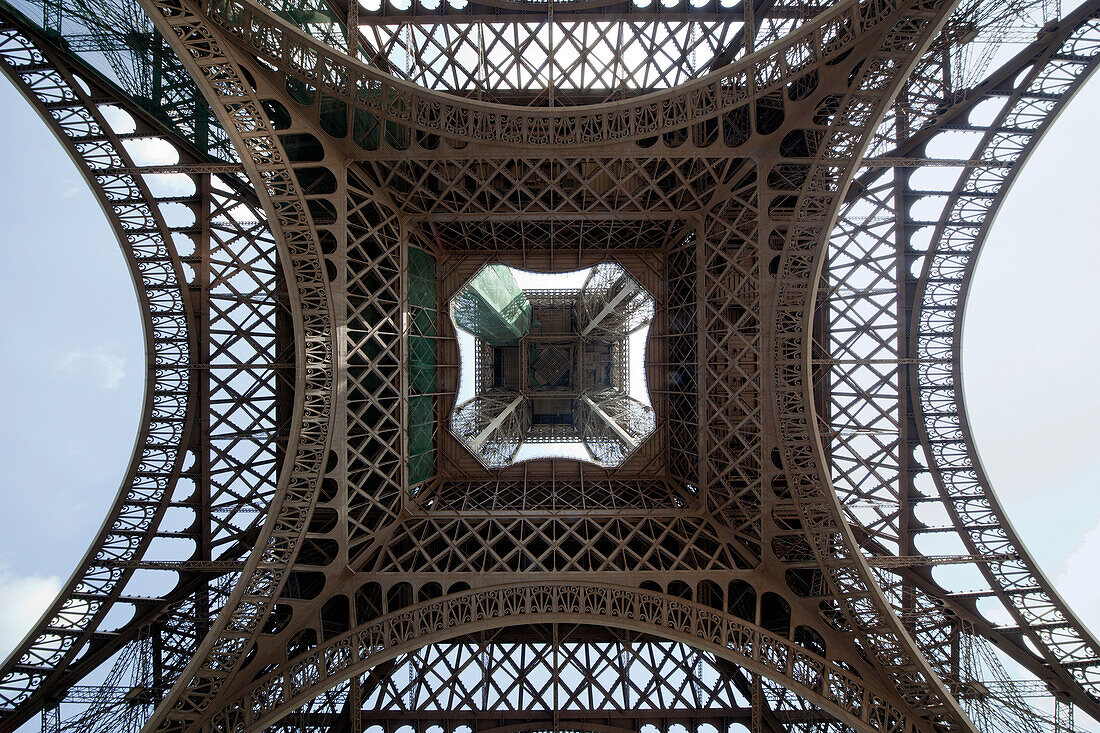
205, 582, 916, 733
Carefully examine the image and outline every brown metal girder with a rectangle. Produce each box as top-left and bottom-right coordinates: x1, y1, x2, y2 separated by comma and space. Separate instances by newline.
232, 579, 860, 722
0, 529, 258, 732
710, 655, 788, 733
198, 0, 897, 154
347, 141, 772, 161
0, 21, 279, 720
0, 18, 201, 729
344, 571, 762, 586
295, 708, 836, 729
148, 0, 972, 726
343, 3, 809, 25
242, 78, 722, 161
847, 0, 1100, 199
311, 659, 399, 733
903, 10, 1100, 717
0, 4, 259, 210
277, 0, 395, 74
705, 0, 778, 68
299, 637, 839, 733
135, 0, 342, 725
338, 536, 894, 679
200, 583, 904, 732
763, 0, 978, 725
346, 505, 763, 574
407, 211, 697, 223
846, 522, 1072, 695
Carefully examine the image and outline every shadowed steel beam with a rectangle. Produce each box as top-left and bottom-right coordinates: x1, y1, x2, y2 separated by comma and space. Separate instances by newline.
582, 394, 638, 449
470, 394, 525, 451
579, 278, 639, 337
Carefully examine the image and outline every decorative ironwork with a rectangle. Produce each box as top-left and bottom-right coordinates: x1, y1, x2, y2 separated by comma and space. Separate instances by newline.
0, 0, 1098, 728
0, 15, 195, 714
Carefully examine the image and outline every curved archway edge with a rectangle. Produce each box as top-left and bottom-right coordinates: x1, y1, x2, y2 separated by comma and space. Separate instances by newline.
208, 583, 910, 733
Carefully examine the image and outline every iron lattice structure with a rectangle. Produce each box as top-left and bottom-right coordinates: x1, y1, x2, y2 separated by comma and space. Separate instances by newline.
0, 0, 1097, 728
450, 263, 656, 468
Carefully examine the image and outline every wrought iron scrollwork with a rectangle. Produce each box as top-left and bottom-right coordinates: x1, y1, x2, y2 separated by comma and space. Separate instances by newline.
0, 16, 194, 716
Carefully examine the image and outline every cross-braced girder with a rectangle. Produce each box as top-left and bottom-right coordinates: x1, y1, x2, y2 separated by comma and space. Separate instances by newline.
2, 0, 1100, 727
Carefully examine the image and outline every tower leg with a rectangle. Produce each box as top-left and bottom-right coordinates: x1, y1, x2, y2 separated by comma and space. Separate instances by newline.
1055, 699, 1074, 733
751, 672, 763, 733
40, 705, 59, 733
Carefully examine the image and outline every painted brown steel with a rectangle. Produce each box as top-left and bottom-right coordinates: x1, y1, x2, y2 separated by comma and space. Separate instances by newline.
0, 13, 196, 724
133, 0, 339, 726
194, 0, 906, 150
1, 0, 1098, 725
815, 3, 1100, 723
767, 0, 981, 730
911, 2, 1100, 714
203, 582, 905, 732
0, 12, 298, 728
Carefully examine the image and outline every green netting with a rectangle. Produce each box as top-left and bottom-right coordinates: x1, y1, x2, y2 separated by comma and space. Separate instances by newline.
408, 247, 437, 486
409, 247, 437, 311
408, 395, 435, 486
452, 265, 532, 346
409, 247, 437, 395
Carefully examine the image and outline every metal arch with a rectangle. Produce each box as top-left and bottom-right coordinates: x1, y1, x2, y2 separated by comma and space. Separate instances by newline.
784, 1, 1097, 720
184, 0, 906, 152
134, 0, 338, 727
820, 42, 992, 724
0, 12, 305, 733
767, 0, 978, 730
813, 1, 1100, 721
0, 9, 296, 729
476, 725, 640, 733
911, 4, 1100, 709
258, 633, 841, 732
244, 638, 850, 732
3, 0, 1096, 727
0, 15, 196, 719
201, 582, 904, 733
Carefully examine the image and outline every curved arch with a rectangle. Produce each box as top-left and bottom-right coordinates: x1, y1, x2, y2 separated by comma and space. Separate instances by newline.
765, 0, 976, 728
203, 582, 896, 732
0, 19, 195, 717
192, 0, 893, 150
133, 0, 340, 728
911, 7, 1100, 708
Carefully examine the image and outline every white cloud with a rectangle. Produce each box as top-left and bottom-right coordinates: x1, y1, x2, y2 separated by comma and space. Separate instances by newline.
121, 137, 179, 167
0, 566, 61, 662
56, 349, 126, 390
1055, 516, 1100, 640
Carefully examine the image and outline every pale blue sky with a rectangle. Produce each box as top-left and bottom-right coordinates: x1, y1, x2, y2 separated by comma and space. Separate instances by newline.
0, 74, 144, 668
0, 53, 1097, 727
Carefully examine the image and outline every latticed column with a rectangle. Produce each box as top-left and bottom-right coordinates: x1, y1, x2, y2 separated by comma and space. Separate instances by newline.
451, 390, 530, 467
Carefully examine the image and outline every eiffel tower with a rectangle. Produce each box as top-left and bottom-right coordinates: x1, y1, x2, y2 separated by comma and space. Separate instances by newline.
0, 0, 1098, 727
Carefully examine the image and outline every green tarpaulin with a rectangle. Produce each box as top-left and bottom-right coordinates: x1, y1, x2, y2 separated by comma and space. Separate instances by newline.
408, 247, 437, 486
452, 264, 532, 346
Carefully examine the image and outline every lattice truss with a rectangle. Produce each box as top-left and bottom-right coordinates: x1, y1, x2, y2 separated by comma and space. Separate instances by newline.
575, 387, 658, 467
447, 262, 656, 468
0, 0, 1099, 729
252, 629, 855, 732
452, 389, 531, 467
577, 263, 655, 339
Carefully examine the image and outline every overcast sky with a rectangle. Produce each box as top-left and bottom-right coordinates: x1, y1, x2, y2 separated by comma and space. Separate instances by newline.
961, 66, 1100, 692
0, 49, 1097, 729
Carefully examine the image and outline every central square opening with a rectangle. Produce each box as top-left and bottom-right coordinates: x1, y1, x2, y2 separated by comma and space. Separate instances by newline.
449, 263, 655, 468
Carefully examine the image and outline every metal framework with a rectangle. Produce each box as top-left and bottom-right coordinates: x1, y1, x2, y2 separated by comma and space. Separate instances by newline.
0, 0, 1097, 727
450, 262, 656, 468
